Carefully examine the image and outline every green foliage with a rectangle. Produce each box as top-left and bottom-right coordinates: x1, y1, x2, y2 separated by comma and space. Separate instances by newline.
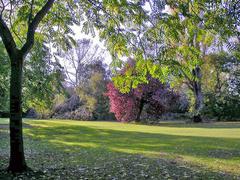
110, 1, 221, 95
75, 62, 111, 120
2, 1, 78, 50
0, 43, 10, 112
77, 74, 100, 112
202, 53, 240, 120
0, 40, 64, 116
0, 0, 238, 120
23, 41, 65, 116
204, 92, 240, 121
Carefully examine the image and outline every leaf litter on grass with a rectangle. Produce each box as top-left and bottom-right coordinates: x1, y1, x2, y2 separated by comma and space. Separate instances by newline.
1, 120, 240, 179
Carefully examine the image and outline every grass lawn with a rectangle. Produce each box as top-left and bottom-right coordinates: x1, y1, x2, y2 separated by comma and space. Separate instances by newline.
0, 118, 9, 124
1, 119, 240, 179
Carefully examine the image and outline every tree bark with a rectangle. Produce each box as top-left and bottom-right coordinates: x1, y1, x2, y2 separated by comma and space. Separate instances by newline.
136, 98, 145, 122
8, 54, 27, 172
192, 66, 203, 123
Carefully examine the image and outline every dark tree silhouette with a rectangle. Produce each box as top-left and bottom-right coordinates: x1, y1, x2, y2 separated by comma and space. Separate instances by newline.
0, 0, 55, 172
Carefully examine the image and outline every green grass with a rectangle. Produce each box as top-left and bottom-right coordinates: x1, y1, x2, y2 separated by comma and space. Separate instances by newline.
0, 118, 9, 124
1, 119, 240, 179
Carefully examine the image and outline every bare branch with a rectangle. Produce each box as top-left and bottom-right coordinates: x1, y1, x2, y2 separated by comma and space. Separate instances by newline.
0, 0, 10, 16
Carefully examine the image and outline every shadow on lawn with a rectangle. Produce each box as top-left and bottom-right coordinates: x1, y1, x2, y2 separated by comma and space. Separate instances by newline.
25, 123, 240, 161
1, 123, 240, 179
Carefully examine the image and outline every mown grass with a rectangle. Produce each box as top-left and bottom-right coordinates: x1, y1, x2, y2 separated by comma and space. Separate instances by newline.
1, 119, 240, 179
0, 118, 9, 124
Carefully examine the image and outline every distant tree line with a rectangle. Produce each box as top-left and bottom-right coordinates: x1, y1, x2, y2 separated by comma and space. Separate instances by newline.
0, 38, 239, 122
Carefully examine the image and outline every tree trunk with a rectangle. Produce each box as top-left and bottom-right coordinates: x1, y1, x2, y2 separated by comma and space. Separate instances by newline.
135, 98, 145, 122
193, 81, 203, 122
192, 66, 203, 123
8, 55, 27, 172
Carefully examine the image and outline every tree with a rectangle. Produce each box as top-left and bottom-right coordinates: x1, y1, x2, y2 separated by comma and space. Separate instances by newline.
0, 0, 58, 172
108, 0, 239, 123
52, 60, 112, 120
107, 59, 180, 122
106, 82, 138, 122
62, 39, 106, 87
162, 1, 240, 122
58, 39, 111, 120
23, 41, 64, 117
0, 0, 145, 171
107, 78, 180, 122
165, 1, 239, 122
0, 40, 64, 118
76, 61, 111, 120
203, 52, 240, 120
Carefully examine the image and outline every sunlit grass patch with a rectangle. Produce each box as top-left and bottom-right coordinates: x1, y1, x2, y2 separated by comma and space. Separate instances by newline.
0, 118, 9, 124
22, 120, 240, 175
1, 119, 240, 179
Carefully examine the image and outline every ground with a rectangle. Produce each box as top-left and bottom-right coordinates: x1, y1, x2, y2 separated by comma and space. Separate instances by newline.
0, 119, 240, 179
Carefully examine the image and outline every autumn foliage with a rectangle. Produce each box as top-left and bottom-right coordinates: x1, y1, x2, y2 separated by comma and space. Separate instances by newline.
106, 77, 180, 122
106, 83, 136, 122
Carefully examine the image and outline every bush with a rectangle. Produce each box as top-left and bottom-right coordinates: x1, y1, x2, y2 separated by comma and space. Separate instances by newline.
204, 92, 240, 121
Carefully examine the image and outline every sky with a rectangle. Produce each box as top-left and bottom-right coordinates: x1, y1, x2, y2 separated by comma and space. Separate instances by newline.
61, 3, 171, 68
50, 24, 113, 86
71, 25, 112, 65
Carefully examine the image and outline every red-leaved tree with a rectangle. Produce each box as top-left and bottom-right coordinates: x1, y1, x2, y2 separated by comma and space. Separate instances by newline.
106, 77, 180, 122
106, 58, 181, 122
106, 83, 139, 122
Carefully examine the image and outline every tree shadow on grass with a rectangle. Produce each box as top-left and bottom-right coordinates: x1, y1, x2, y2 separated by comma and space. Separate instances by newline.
1, 122, 240, 179
25, 123, 240, 173
25, 123, 240, 157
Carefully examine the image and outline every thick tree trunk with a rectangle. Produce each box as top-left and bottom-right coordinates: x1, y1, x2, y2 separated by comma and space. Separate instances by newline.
135, 99, 145, 122
8, 55, 27, 172
193, 81, 203, 122
192, 66, 203, 123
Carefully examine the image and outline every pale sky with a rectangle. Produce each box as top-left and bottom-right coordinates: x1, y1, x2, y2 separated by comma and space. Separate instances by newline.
56, 3, 170, 73
71, 25, 112, 65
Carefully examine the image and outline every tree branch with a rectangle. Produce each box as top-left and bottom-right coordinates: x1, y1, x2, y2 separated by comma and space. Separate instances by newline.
0, 15, 17, 57
21, 0, 55, 57
28, 0, 35, 25
9, 2, 24, 45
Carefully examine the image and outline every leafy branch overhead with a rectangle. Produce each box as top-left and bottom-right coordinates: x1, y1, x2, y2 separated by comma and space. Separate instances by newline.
0, 0, 56, 57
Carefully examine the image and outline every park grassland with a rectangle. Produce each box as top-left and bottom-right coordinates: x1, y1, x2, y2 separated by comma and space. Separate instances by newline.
1, 119, 240, 179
